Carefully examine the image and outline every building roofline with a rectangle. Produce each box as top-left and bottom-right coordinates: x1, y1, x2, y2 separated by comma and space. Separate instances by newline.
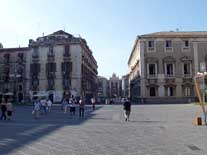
139, 31, 207, 38
0, 47, 29, 52
128, 36, 140, 65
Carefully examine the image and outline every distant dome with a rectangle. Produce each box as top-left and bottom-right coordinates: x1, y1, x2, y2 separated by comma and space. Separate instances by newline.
0, 42, 3, 48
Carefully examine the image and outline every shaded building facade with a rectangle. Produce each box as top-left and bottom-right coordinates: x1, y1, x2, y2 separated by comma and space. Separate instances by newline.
0, 30, 98, 103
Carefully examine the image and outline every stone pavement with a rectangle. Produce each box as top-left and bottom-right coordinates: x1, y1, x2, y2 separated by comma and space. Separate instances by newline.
0, 104, 207, 155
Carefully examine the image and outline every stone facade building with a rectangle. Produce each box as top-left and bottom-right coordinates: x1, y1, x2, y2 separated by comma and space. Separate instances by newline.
97, 76, 109, 98
0, 46, 29, 102
0, 30, 98, 103
121, 74, 129, 98
128, 31, 207, 103
108, 73, 122, 98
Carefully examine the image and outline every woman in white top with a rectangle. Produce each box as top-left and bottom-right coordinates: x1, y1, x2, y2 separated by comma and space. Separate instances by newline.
47, 99, 52, 112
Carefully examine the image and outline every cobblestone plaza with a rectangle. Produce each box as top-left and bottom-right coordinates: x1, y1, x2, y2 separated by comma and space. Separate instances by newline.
0, 104, 207, 155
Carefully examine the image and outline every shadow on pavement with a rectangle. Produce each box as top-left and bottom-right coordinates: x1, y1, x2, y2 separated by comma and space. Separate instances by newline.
0, 105, 103, 155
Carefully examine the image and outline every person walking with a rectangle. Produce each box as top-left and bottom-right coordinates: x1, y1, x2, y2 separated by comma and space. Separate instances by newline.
0, 98, 7, 120
6, 99, 13, 120
33, 99, 41, 119
62, 98, 68, 114
79, 97, 85, 118
47, 99, 52, 112
40, 98, 47, 115
91, 97, 96, 110
69, 97, 76, 116
123, 98, 131, 122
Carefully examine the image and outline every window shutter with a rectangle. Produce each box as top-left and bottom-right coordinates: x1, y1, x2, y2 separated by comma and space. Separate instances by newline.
53, 63, 56, 72
61, 62, 64, 72
46, 63, 48, 73
69, 62, 72, 73
30, 64, 33, 71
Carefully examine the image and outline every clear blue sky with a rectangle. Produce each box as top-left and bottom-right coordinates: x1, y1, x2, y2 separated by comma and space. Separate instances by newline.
0, 0, 207, 78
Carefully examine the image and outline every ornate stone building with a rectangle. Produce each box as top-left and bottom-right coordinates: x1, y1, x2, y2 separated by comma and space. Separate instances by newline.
121, 74, 129, 98
128, 31, 207, 103
0, 46, 29, 102
0, 30, 98, 103
108, 73, 122, 98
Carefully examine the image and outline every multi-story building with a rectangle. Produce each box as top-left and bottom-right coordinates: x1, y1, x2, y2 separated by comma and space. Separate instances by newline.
121, 74, 129, 98
108, 73, 122, 98
128, 31, 207, 103
0, 45, 29, 103
0, 30, 98, 103
97, 76, 109, 99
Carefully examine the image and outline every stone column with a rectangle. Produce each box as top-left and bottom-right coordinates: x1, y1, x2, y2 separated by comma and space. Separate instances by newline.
140, 41, 146, 98
193, 42, 198, 74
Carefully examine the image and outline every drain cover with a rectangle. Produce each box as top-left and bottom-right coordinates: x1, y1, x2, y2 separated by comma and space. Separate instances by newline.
187, 145, 201, 151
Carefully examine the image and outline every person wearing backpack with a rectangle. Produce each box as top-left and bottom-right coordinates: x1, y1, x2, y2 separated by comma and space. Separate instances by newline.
123, 98, 131, 122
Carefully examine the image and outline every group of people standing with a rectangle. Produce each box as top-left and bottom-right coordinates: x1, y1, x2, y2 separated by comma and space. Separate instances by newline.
32, 98, 52, 119
61, 97, 96, 118
32, 96, 96, 119
0, 98, 13, 121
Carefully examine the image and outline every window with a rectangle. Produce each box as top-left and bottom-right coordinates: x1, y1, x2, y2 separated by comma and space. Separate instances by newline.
184, 87, 191, 96
30, 63, 40, 75
32, 47, 39, 58
200, 62, 206, 72
148, 64, 157, 77
32, 78, 39, 87
4, 53, 10, 63
61, 62, 72, 75
165, 64, 174, 76
48, 46, 54, 56
48, 79, 55, 89
18, 53, 24, 61
46, 63, 56, 73
148, 41, 154, 49
167, 87, 174, 96
166, 40, 172, 48
184, 40, 189, 47
19, 85, 22, 91
63, 79, 71, 88
183, 63, 191, 76
64, 45, 70, 57
150, 87, 156, 96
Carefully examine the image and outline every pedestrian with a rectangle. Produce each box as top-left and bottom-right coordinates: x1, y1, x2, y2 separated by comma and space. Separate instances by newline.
0, 98, 7, 120
33, 99, 41, 119
123, 98, 131, 122
91, 97, 96, 110
6, 99, 13, 120
69, 98, 76, 116
62, 98, 68, 114
79, 97, 85, 118
47, 99, 52, 112
40, 98, 47, 115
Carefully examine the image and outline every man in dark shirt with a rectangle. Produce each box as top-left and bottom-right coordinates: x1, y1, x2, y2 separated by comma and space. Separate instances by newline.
123, 98, 131, 122
1, 98, 7, 120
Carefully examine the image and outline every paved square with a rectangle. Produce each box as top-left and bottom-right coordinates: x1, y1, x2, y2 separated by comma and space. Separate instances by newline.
0, 104, 207, 155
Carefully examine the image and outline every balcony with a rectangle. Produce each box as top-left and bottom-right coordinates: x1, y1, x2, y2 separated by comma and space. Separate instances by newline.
47, 54, 55, 62
47, 72, 56, 78
165, 74, 175, 78
183, 74, 192, 78
147, 74, 158, 79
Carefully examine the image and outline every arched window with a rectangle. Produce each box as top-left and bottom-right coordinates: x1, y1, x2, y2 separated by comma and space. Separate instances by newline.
150, 87, 156, 96
184, 87, 191, 96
